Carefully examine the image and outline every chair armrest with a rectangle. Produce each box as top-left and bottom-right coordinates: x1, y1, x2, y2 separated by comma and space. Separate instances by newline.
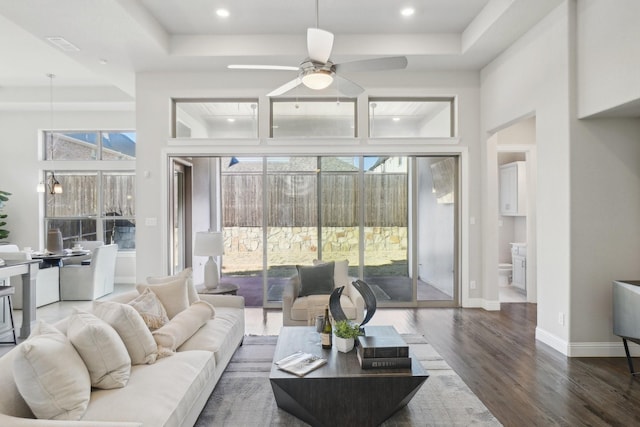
346, 279, 365, 324
282, 276, 299, 309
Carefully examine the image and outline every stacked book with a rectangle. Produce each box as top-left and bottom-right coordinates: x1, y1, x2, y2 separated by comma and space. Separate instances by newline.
356, 325, 411, 369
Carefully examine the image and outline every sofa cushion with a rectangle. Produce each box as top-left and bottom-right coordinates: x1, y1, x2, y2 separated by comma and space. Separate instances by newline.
82, 351, 216, 427
152, 301, 215, 353
297, 261, 335, 297
177, 307, 244, 367
147, 267, 200, 305
314, 259, 349, 287
12, 321, 91, 420
290, 294, 357, 322
136, 278, 189, 319
67, 309, 131, 389
128, 288, 170, 329
92, 300, 158, 365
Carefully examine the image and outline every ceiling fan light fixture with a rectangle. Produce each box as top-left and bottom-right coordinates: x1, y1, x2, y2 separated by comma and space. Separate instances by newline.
301, 69, 333, 90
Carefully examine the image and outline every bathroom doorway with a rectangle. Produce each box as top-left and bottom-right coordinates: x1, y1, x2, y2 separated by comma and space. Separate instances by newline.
493, 117, 537, 304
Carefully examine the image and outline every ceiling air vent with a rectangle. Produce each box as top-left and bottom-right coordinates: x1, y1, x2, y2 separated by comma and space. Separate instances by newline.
45, 36, 80, 52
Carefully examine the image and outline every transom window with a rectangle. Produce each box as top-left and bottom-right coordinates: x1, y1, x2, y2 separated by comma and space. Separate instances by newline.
173, 99, 259, 138
369, 98, 455, 138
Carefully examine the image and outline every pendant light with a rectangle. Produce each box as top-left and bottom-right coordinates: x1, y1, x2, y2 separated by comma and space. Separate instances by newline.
37, 73, 63, 194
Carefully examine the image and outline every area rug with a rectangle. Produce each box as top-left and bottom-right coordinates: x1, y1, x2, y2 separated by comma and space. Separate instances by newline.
195, 335, 502, 426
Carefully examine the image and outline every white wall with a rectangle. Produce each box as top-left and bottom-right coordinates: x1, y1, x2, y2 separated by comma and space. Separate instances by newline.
481, 2, 572, 349
135, 70, 483, 309
577, 0, 640, 117
0, 108, 135, 282
569, 117, 640, 352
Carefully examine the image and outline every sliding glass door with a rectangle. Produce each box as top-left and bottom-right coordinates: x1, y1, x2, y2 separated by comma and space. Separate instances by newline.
217, 155, 458, 307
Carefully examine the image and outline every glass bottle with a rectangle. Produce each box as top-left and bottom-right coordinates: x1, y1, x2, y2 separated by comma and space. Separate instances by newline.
321, 305, 332, 349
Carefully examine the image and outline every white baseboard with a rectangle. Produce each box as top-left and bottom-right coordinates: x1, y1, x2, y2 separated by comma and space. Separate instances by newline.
535, 327, 569, 355
463, 298, 501, 311
535, 328, 640, 357
567, 340, 640, 357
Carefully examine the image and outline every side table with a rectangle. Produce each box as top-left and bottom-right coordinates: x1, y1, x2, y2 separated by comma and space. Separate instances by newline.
196, 282, 238, 295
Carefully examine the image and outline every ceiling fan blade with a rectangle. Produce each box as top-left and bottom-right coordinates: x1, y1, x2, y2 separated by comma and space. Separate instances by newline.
307, 28, 334, 63
335, 56, 408, 73
228, 64, 298, 71
334, 75, 364, 97
267, 78, 303, 97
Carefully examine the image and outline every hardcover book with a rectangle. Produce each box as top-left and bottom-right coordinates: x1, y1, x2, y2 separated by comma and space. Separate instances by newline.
357, 325, 409, 358
356, 346, 412, 369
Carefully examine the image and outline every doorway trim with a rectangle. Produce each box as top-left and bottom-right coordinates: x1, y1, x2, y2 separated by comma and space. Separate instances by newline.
485, 131, 537, 308
160, 142, 471, 307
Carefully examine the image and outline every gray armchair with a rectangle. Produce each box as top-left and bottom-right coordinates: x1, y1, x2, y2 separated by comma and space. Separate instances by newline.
60, 244, 118, 300
282, 260, 364, 326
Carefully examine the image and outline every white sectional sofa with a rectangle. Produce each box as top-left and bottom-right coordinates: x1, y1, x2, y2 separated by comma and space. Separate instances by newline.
0, 288, 245, 427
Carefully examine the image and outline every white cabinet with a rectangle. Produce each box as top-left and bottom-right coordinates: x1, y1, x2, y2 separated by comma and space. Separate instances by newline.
499, 161, 527, 216
512, 255, 526, 291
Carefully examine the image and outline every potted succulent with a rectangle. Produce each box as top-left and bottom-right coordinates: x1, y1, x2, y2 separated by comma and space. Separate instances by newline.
333, 320, 362, 353
0, 190, 10, 241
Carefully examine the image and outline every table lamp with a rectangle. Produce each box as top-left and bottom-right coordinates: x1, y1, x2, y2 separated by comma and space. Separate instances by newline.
194, 231, 224, 289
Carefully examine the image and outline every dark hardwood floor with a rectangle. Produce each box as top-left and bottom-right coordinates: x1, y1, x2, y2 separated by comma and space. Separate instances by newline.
408, 303, 640, 427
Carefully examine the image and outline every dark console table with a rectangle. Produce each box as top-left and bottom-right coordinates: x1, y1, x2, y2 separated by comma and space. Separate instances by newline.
269, 326, 428, 427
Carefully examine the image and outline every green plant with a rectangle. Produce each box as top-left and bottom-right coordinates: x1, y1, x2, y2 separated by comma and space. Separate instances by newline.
0, 190, 10, 240
333, 320, 362, 339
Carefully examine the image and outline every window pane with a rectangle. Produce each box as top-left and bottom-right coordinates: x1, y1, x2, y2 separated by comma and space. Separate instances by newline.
266, 157, 318, 303
45, 219, 97, 249
320, 157, 360, 275
174, 100, 258, 138
103, 173, 135, 217
46, 132, 98, 160
369, 99, 453, 137
105, 219, 136, 250
221, 157, 264, 296
363, 156, 410, 301
45, 172, 97, 217
271, 99, 356, 137
101, 132, 136, 160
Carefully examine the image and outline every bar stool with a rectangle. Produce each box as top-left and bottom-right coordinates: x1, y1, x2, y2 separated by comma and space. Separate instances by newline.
0, 286, 17, 345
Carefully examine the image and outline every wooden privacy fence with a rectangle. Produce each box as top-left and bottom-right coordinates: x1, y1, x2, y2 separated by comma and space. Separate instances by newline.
222, 173, 408, 227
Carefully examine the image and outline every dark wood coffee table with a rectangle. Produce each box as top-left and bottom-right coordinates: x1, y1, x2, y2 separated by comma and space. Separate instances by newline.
269, 326, 428, 427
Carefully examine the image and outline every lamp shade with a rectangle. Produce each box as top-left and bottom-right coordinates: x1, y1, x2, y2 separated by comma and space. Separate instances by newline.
194, 231, 223, 257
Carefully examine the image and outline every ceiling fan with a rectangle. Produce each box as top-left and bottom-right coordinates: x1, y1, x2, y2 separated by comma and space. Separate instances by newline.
228, 1, 408, 97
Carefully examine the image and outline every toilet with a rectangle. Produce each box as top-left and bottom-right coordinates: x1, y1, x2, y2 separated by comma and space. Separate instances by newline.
498, 263, 512, 286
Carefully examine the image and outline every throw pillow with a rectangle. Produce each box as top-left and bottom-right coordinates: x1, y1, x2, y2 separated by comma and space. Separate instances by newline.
152, 300, 215, 353
314, 259, 349, 287
67, 309, 131, 390
297, 261, 335, 297
92, 300, 158, 365
13, 321, 91, 420
146, 267, 200, 305
128, 288, 170, 330
136, 278, 189, 319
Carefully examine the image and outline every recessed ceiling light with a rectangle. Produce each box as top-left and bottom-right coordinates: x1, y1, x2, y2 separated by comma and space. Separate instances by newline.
216, 9, 230, 18
401, 8, 415, 17
99, 59, 108, 65
392, 117, 401, 122
227, 118, 236, 123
